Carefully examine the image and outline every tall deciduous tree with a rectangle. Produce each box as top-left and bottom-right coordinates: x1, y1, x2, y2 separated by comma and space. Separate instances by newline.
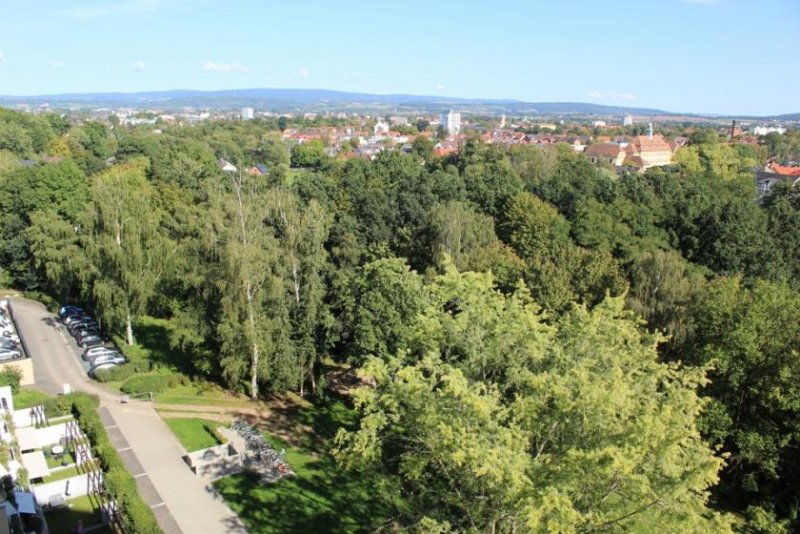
337, 265, 732, 532
83, 159, 165, 345
204, 172, 286, 399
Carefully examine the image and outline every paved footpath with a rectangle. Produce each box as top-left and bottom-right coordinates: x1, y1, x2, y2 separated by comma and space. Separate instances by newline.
9, 297, 247, 534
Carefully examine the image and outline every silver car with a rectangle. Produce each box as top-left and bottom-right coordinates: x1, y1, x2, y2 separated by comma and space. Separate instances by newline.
82, 346, 120, 361
0, 349, 22, 361
88, 362, 118, 378
89, 354, 126, 367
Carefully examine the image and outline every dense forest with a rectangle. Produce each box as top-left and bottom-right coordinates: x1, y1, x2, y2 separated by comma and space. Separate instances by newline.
1, 107, 800, 532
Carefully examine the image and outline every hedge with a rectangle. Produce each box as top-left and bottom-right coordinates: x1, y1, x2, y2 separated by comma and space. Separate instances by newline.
120, 371, 189, 395
71, 394, 161, 533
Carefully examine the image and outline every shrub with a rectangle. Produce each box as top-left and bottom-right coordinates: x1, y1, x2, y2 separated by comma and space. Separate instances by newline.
120, 373, 171, 395
0, 367, 22, 393
93, 359, 150, 383
116, 370, 189, 396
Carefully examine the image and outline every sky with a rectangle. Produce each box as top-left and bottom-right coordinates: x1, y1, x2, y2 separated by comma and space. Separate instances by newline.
0, 0, 797, 115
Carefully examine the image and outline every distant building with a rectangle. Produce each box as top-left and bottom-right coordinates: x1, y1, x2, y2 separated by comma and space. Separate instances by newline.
218, 158, 237, 173
389, 116, 409, 126
623, 114, 634, 127
585, 143, 626, 166
241, 107, 255, 120
753, 125, 786, 136
624, 134, 673, 169
592, 120, 607, 128
440, 110, 461, 135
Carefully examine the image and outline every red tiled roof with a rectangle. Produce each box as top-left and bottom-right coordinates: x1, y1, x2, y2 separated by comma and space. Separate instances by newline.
631, 134, 672, 153
770, 163, 800, 177
585, 143, 622, 159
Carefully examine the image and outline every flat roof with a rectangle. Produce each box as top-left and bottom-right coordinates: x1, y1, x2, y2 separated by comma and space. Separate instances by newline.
20, 452, 50, 480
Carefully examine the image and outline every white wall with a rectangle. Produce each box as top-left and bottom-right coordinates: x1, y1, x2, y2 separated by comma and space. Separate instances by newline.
32, 473, 91, 503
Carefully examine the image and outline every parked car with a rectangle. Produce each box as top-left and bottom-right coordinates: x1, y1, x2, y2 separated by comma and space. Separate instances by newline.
89, 354, 126, 367
0, 339, 18, 350
70, 323, 100, 337
1, 332, 19, 344
69, 322, 99, 337
78, 334, 104, 348
63, 314, 92, 326
58, 305, 83, 319
88, 362, 118, 378
75, 331, 104, 346
0, 349, 22, 361
82, 347, 120, 361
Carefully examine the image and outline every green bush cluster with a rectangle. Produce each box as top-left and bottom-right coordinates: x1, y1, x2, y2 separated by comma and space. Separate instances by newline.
93, 358, 150, 383
0, 367, 22, 393
120, 371, 188, 395
71, 393, 160, 533
40, 394, 75, 419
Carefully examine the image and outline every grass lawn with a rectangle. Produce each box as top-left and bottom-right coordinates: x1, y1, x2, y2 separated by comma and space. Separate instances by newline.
155, 383, 255, 408
214, 434, 386, 533
214, 394, 388, 533
45, 495, 110, 534
37, 465, 82, 484
163, 418, 223, 452
13, 388, 52, 409
44, 450, 77, 469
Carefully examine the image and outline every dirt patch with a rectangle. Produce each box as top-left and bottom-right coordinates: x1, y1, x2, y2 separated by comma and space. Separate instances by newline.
154, 396, 317, 450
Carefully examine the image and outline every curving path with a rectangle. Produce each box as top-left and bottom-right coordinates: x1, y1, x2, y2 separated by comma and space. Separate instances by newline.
10, 297, 247, 534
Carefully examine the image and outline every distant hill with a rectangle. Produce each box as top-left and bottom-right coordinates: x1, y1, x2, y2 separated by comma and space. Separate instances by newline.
0, 88, 671, 116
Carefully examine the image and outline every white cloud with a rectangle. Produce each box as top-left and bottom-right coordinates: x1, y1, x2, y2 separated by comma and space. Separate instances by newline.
298, 67, 310, 78
0, 52, 6, 64
50, 61, 65, 68
436, 83, 447, 91
202, 61, 249, 73
587, 91, 637, 101
132, 60, 145, 71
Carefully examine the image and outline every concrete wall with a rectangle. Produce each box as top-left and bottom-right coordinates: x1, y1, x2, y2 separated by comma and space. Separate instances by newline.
32, 473, 90, 504
1, 358, 34, 386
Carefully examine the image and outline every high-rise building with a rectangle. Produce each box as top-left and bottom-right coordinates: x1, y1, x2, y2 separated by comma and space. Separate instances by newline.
623, 114, 634, 127
440, 110, 461, 135
241, 107, 255, 120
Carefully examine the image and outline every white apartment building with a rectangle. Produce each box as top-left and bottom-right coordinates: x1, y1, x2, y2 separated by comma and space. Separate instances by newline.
440, 111, 461, 135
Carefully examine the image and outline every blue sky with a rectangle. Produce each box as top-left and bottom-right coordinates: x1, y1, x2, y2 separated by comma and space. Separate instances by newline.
0, 0, 797, 115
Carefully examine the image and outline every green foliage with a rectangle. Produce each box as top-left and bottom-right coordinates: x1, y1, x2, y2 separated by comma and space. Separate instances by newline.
686, 277, 800, 530
290, 139, 327, 169
120, 371, 187, 394
337, 266, 732, 532
0, 367, 22, 393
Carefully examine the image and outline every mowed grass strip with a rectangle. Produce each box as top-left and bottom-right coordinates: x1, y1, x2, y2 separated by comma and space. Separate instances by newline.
163, 417, 224, 452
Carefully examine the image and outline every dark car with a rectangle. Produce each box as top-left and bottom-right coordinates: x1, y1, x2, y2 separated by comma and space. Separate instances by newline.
70, 322, 100, 337
58, 305, 83, 320
0, 339, 17, 350
78, 334, 104, 348
63, 314, 92, 326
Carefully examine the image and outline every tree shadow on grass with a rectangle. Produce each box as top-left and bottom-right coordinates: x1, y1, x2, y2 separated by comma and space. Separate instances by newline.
132, 317, 195, 375
214, 458, 389, 534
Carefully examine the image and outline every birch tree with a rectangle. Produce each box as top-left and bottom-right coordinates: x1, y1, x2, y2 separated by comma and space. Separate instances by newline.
83, 159, 165, 345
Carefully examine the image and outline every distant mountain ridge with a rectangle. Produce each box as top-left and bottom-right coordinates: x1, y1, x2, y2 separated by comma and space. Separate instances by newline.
0, 88, 796, 118
0, 88, 669, 116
